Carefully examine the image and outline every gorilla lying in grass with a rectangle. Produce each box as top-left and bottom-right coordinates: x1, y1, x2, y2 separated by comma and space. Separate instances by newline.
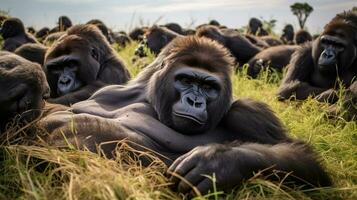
0, 36, 331, 195
277, 10, 357, 119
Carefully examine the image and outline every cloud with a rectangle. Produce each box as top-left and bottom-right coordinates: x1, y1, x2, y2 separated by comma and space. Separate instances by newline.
112, 0, 285, 13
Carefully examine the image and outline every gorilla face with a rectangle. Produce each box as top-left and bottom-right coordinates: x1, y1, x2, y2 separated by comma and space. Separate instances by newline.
318, 35, 345, 70
314, 24, 357, 75
45, 37, 100, 97
171, 67, 221, 133
149, 62, 230, 135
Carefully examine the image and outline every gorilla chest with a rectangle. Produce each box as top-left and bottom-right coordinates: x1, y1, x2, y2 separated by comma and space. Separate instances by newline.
114, 103, 231, 155
311, 71, 355, 88
311, 72, 336, 88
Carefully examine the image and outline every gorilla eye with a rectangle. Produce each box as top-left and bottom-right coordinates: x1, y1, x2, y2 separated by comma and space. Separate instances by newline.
202, 84, 212, 91
180, 77, 191, 85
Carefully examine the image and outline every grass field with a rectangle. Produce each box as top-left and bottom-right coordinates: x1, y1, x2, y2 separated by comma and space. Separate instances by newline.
0, 41, 356, 200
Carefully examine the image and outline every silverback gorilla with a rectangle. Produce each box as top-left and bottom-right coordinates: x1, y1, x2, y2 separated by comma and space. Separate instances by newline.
277, 11, 357, 105
44, 24, 131, 105
0, 36, 331, 195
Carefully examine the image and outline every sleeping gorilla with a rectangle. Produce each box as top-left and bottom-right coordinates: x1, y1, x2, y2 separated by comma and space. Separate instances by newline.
196, 25, 261, 65
277, 10, 357, 105
247, 45, 299, 78
44, 24, 131, 105
0, 36, 331, 195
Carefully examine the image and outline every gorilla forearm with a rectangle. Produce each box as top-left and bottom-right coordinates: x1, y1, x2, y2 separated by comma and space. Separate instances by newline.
41, 112, 154, 158
232, 142, 332, 187
169, 142, 331, 194
277, 80, 327, 100
48, 82, 105, 105
223, 99, 289, 144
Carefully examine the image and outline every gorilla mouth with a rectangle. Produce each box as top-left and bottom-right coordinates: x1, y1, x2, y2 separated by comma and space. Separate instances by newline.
173, 112, 205, 125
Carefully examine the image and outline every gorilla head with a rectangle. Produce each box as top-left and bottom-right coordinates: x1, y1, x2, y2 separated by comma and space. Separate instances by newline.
281, 24, 294, 43
44, 24, 130, 105
248, 18, 262, 34
147, 36, 233, 134
312, 11, 357, 75
58, 16, 72, 31
294, 29, 312, 45
0, 18, 26, 39
45, 25, 108, 96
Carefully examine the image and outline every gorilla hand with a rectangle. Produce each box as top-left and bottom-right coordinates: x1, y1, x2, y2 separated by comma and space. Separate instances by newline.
314, 89, 338, 103
167, 144, 244, 195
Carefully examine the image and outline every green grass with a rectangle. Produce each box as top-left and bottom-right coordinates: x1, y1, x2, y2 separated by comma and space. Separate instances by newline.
0, 42, 356, 200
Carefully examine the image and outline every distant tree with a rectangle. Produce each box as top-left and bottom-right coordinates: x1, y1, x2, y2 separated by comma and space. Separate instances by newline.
353, 7, 357, 12
290, 2, 314, 29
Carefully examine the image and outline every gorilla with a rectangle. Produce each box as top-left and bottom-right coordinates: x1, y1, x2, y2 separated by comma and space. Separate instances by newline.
27, 27, 36, 35
0, 52, 50, 130
86, 19, 113, 43
281, 24, 295, 44
260, 36, 284, 46
183, 29, 196, 35
49, 16, 72, 33
14, 43, 48, 66
43, 32, 65, 46
44, 24, 131, 105
0, 18, 38, 52
35, 27, 50, 40
129, 27, 148, 41
135, 26, 182, 57
0, 36, 331, 195
247, 45, 299, 78
294, 29, 313, 45
196, 25, 261, 65
111, 32, 131, 47
247, 18, 268, 36
277, 11, 357, 106
208, 19, 220, 26
162, 23, 184, 35
245, 34, 270, 49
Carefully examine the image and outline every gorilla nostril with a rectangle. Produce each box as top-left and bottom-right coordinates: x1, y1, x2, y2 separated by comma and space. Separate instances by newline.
195, 102, 203, 108
186, 97, 194, 106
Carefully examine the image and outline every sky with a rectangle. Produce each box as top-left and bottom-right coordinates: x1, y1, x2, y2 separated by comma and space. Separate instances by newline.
0, 0, 355, 34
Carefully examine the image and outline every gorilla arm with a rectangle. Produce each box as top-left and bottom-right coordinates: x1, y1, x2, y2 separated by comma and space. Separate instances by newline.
168, 99, 331, 194
47, 82, 105, 105
277, 44, 328, 100
168, 142, 331, 194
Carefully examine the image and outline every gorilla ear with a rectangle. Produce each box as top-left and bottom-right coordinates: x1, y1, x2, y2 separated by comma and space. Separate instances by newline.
90, 47, 99, 61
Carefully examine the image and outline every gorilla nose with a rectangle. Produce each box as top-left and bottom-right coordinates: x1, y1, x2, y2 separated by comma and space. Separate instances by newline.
185, 95, 205, 109
319, 49, 336, 66
322, 51, 335, 60
59, 77, 70, 84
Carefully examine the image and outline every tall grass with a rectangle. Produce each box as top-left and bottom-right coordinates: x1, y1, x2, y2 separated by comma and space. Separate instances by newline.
0, 42, 356, 200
